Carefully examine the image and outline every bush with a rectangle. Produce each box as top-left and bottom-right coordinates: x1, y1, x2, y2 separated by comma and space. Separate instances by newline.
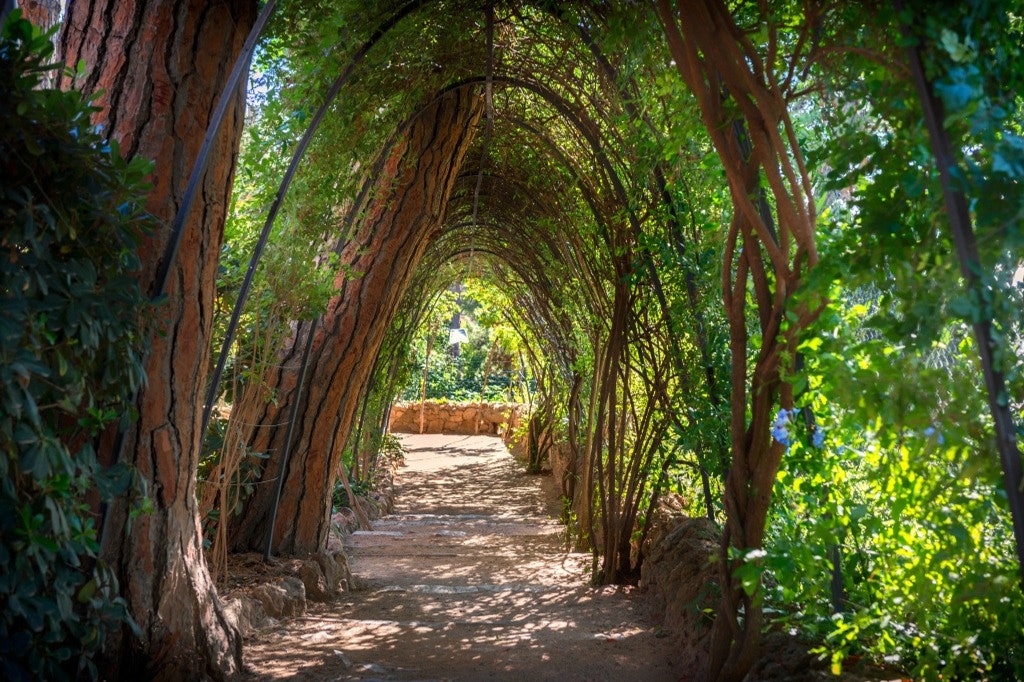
0, 12, 153, 680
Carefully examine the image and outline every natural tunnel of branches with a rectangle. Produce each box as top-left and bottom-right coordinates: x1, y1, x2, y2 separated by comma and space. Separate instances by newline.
3, 1, 1023, 681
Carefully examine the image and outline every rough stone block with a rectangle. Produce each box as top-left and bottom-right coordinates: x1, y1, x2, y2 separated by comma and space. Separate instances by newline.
316, 550, 354, 595
251, 576, 306, 619
295, 558, 330, 602
222, 594, 269, 637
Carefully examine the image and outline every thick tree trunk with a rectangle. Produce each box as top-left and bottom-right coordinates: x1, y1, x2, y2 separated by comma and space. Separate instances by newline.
59, 1, 256, 678
18, 0, 62, 32
231, 87, 483, 554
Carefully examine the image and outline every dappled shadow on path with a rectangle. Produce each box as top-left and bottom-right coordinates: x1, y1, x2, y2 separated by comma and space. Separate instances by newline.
242, 434, 678, 681
242, 584, 670, 681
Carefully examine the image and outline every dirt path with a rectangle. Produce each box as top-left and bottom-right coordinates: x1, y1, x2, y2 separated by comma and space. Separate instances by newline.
242, 434, 679, 681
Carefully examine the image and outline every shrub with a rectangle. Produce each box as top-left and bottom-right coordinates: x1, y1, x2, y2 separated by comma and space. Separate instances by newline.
0, 11, 153, 680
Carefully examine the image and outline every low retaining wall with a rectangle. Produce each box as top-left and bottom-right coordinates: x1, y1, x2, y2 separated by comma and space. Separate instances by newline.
389, 401, 523, 436
638, 494, 719, 676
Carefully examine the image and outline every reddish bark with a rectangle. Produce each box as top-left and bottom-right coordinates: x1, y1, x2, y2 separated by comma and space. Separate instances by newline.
18, 0, 61, 32
657, 0, 821, 679
231, 86, 483, 554
17, 0, 63, 83
58, 1, 256, 678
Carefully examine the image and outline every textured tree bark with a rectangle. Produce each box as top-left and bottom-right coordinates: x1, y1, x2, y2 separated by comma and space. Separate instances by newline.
230, 86, 483, 554
17, 0, 63, 84
17, 0, 62, 33
58, 1, 256, 678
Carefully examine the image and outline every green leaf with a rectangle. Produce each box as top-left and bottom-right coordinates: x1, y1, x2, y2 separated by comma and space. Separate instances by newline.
77, 579, 97, 604
19, 443, 51, 481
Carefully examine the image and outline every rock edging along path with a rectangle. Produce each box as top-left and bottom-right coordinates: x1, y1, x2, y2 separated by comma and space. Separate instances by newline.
242, 434, 678, 681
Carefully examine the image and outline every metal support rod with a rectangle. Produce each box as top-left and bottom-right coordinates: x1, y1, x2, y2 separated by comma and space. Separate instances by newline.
263, 316, 319, 561
200, 0, 426, 444
152, 0, 277, 299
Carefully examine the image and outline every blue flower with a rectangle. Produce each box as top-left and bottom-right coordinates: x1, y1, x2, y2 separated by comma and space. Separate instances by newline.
924, 425, 945, 445
811, 429, 825, 449
772, 408, 794, 447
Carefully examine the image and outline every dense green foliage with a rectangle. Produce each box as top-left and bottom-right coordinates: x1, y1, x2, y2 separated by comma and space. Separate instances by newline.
205, 0, 1023, 677
758, 4, 1024, 677
399, 283, 529, 403
0, 12, 151, 680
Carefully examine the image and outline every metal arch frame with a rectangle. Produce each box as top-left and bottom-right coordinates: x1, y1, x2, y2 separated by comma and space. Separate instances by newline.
199, 0, 431, 444
233, 71, 603, 557
253, 69, 691, 555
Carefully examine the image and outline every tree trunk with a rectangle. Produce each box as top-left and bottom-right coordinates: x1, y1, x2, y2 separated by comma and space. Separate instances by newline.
231, 87, 483, 554
419, 332, 434, 434
18, 0, 61, 32
657, 0, 821, 678
58, 1, 256, 678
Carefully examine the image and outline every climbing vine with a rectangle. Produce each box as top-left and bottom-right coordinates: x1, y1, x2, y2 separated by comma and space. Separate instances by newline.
134, 0, 1024, 678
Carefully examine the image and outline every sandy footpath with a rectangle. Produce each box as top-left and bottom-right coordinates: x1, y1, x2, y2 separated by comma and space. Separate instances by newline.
242, 433, 679, 681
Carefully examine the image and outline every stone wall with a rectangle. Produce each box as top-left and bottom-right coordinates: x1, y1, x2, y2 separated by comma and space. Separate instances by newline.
389, 401, 523, 436
547, 441, 574, 496
637, 493, 720, 677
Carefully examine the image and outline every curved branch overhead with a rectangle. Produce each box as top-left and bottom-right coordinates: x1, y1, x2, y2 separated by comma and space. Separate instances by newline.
29, 0, 1020, 678
237, 0, 658, 310
195, 2, 1024, 678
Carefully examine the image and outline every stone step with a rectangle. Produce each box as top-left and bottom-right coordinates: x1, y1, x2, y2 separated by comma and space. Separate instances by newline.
321, 617, 645, 637
376, 513, 561, 524
374, 582, 570, 594
345, 552, 591, 586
